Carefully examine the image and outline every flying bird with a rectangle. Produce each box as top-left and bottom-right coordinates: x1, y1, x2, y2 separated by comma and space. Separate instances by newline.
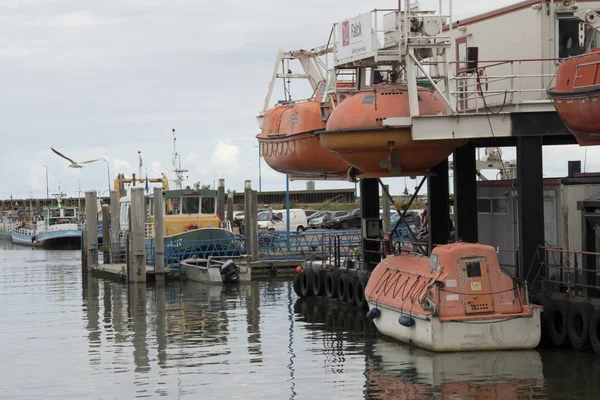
51, 147, 102, 168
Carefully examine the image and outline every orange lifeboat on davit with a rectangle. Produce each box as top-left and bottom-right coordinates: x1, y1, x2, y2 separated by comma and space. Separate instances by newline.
257, 95, 351, 180
319, 84, 467, 178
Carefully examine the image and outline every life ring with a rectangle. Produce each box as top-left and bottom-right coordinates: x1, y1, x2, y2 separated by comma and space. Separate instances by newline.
476, 69, 489, 93
185, 222, 199, 231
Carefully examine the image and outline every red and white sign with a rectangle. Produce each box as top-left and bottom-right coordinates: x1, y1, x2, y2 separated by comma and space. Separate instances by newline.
335, 12, 373, 66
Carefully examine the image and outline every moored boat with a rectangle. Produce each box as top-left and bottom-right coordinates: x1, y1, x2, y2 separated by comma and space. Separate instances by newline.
11, 204, 81, 249
547, 10, 600, 146
320, 84, 467, 179
364, 242, 541, 352
180, 257, 250, 284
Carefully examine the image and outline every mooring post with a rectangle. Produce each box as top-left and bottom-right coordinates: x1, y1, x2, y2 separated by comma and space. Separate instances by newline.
218, 178, 225, 223
130, 187, 147, 283
244, 180, 252, 252
102, 204, 110, 264
85, 191, 98, 270
153, 188, 165, 275
382, 184, 391, 234
110, 191, 119, 262
227, 191, 234, 226
81, 230, 88, 274
250, 190, 258, 261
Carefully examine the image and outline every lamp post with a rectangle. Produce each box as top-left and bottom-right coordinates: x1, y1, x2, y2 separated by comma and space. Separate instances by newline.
43, 165, 49, 200
102, 158, 111, 194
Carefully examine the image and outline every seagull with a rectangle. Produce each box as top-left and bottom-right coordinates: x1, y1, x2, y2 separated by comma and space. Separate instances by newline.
51, 147, 102, 168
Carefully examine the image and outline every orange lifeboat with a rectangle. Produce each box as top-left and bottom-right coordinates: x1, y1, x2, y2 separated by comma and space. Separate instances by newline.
364, 242, 541, 351
319, 84, 467, 178
547, 49, 600, 146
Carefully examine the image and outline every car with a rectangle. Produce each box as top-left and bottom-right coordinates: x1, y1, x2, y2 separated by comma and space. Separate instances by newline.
304, 210, 319, 218
309, 211, 349, 229
324, 208, 361, 230
232, 211, 244, 227
257, 209, 308, 232
389, 210, 420, 236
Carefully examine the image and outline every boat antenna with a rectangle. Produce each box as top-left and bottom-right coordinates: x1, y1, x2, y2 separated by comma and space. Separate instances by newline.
172, 128, 188, 190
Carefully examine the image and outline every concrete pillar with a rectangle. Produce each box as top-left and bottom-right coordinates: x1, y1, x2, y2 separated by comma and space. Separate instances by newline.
360, 178, 381, 270
428, 159, 450, 254
517, 136, 544, 286
453, 143, 478, 243
244, 180, 252, 247
85, 191, 98, 269
153, 188, 165, 275
129, 187, 146, 283
226, 192, 234, 224
110, 191, 119, 251
218, 178, 225, 222
250, 190, 258, 260
382, 184, 391, 234
102, 205, 110, 264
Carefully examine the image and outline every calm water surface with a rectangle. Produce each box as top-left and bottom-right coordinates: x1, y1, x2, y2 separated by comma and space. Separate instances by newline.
1, 238, 599, 400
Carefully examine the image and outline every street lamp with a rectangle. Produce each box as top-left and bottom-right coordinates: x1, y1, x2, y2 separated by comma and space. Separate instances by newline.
102, 158, 111, 194
43, 165, 49, 200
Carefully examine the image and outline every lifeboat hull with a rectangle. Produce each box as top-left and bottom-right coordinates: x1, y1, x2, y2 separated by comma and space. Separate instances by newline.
322, 84, 467, 177
257, 100, 350, 180
548, 51, 600, 146
364, 243, 542, 352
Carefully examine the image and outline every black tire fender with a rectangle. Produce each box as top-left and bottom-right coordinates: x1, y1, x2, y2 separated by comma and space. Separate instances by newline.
548, 300, 571, 347
299, 270, 314, 297
312, 269, 326, 297
325, 272, 337, 299
568, 302, 594, 349
346, 275, 357, 305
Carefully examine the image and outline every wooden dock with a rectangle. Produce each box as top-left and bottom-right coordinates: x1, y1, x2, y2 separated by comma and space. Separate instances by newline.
90, 263, 169, 282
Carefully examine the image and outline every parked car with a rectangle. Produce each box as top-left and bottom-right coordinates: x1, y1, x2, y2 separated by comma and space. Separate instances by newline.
310, 210, 349, 229
304, 210, 319, 218
389, 210, 419, 235
324, 208, 361, 230
257, 209, 308, 232
232, 212, 244, 227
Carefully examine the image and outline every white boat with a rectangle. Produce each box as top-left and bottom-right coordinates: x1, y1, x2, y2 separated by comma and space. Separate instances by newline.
11, 205, 82, 249
180, 257, 251, 284
364, 242, 542, 352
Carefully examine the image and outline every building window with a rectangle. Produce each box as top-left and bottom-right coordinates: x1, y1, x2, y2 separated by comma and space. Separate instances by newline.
477, 198, 491, 214
491, 198, 508, 214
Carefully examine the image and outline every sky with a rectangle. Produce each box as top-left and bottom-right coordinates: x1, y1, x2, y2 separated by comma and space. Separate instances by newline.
2, 0, 600, 200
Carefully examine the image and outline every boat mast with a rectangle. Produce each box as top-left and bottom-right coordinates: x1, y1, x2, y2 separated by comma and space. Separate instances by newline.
171, 128, 188, 190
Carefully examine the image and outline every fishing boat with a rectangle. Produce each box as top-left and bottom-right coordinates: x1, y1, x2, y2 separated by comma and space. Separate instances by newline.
364, 242, 541, 352
180, 257, 250, 284
320, 83, 467, 179
256, 48, 352, 181
548, 10, 600, 146
11, 196, 81, 249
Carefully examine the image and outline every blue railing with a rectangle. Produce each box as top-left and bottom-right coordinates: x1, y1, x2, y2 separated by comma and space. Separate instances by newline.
164, 237, 249, 267
258, 229, 363, 260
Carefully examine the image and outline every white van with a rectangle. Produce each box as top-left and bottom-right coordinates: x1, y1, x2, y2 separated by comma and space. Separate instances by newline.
257, 209, 308, 232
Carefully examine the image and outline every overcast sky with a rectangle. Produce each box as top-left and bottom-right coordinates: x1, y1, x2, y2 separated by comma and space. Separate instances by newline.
2, 0, 599, 200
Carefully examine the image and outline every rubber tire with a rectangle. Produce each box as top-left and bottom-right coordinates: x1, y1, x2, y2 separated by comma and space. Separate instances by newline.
568, 302, 594, 349
296, 225, 304, 232
312, 269, 326, 296
354, 278, 368, 310
293, 273, 302, 297
548, 300, 571, 347
341, 221, 349, 230
589, 309, 600, 354
325, 272, 338, 299
346, 275, 357, 305
337, 274, 348, 302
299, 270, 314, 297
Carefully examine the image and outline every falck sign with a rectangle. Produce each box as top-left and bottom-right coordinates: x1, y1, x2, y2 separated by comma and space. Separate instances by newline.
335, 12, 373, 66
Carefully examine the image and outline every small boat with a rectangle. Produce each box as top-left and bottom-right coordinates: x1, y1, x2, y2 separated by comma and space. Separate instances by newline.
364, 242, 541, 352
547, 10, 600, 146
320, 84, 467, 179
180, 257, 250, 284
11, 203, 82, 249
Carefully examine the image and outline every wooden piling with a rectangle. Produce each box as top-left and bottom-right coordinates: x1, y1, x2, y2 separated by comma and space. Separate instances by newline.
153, 188, 165, 275
382, 184, 391, 233
102, 204, 110, 264
85, 191, 98, 270
250, 190, 258, 261
226, 192, 234, 225
110, 191, 119, 259
130, 187, 146, 283
218, 178, 225, 222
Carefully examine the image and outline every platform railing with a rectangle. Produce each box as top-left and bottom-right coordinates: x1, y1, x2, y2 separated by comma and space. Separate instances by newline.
539, 246, 600, 296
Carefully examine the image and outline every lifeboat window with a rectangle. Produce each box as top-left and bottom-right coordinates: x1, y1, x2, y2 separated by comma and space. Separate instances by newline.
201, 197, 216, 214
361, 96, 375, 104
182, 197, 200, 214
466, 262, 482, 278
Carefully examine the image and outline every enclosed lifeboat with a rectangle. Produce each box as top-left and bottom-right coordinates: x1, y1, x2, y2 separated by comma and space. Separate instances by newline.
547, 48, 600, 146
319, 84, 467, 178
364, 242, 541, 352
257, 88, 352, 180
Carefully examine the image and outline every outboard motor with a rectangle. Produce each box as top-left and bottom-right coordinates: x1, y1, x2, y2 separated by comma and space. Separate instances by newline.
220, 260, 240, 283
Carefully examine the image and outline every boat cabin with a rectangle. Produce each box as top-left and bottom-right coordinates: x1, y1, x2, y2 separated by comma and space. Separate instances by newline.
159, 189, 219, 237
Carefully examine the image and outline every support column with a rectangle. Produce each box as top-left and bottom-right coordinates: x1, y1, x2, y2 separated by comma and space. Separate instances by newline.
85, 191, 98, 270
130, 187, 146, 283
382, 184, 391, 234
154, 188, 165, 275
453, 143, 478, 243
110, 191, 119, 262
360, 178, 380, 270
217, 178, 225, 222
102, 204, 110, 264
226, 192, 234, 225
428, 159, 450, 254
517, 136, 544, 285
250, 190, 259, 261
244, 180, 251, 248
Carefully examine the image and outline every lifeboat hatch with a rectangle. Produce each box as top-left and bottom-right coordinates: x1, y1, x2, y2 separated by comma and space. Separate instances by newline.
458, 257, 494, 314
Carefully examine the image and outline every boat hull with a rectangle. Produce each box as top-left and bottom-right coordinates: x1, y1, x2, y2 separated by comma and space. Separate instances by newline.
11, 229, 82, 250
548, 50, 600, 146
368, 302, 542, 352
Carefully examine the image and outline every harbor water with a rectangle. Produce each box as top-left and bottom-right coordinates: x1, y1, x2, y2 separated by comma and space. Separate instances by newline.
1, 238, 599, 400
